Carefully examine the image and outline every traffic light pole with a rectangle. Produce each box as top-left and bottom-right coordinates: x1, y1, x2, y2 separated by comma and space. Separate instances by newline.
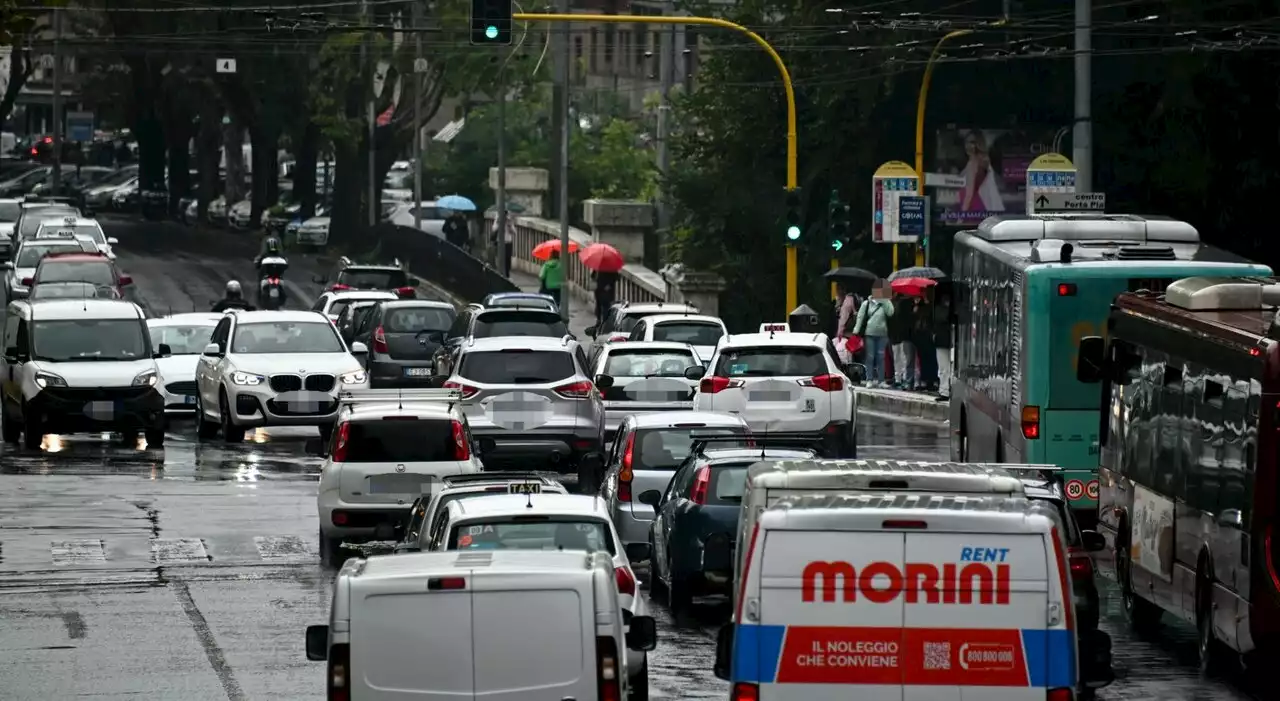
512, 12, 799, 314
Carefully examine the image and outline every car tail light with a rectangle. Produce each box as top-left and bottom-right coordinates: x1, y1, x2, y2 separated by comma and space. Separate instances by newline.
554, 380, 594, 398
1046, 689, 1073, 701
443, 381, 479, 398
20, 277, 32, 286
608, 334, 629, 343
451, 419, 470, 460
800, 373, 844, 392
1067, 546, 1094, 580
331, 511, 348, 526
882, 519, 928, 529
330, 283, 350, 291
614, 567, 636, 596
327, 643, 350, 701
596, 635, 621, 701
373, 326, 388, 354
618, 432, 636, 502
428, 576, 466, 590
700, 376, 743, 394
1021, 405, 1041, 439
394, 286, 416, 298
731, 683, 760, 701
690, 465, 711, 505
331, 421, 351, 462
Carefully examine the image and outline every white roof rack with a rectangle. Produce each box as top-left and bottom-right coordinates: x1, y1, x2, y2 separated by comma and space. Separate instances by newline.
974, 214, 1199, 244
1164, 277, 1280, 311
338, 388, 460, 412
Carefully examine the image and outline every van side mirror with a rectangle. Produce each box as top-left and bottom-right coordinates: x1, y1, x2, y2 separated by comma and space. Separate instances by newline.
1081, 529, 1106, 552
683, 366, 705, 381
594, 373, 614, 389
637, 490, 662, 508
305, 625, 329, 661
1076, 336, 1105, 383
714, 623, 734, 680
625, 615, 657, 652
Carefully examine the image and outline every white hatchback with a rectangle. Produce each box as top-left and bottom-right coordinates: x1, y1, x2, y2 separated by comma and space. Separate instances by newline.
147, 313, 222, 415
625, 312, 727, 364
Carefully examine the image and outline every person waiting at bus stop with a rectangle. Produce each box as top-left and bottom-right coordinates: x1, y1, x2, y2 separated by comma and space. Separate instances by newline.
852, 282, 894, 386
889, 291, 916, 389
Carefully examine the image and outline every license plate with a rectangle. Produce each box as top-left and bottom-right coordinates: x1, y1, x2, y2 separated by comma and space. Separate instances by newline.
369, 473, 435, 494
749, 391, 791, 402
508, 482, 542, 494
183, 395, 197, 405
404, 367, 433, 377
802, 398, 816, 412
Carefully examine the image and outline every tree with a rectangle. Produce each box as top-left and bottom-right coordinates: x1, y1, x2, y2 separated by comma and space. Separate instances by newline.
0, 1, 55, 129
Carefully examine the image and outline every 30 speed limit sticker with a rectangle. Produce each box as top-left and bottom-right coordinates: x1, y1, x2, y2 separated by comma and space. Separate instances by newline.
1086, 480, 1100, 499
1065, 479, 1085, 500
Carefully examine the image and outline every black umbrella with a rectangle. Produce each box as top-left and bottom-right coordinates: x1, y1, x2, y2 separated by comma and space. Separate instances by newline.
824, 267, 878, 282
888, 266, 946, 281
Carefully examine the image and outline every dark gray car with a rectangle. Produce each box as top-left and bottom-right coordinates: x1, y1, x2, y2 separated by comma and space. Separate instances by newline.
358, 300, 456, 387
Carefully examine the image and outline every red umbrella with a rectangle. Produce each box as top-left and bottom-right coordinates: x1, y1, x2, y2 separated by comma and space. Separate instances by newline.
890, 277, 937, 296
532, 238, 580, 260
579, 242, 624, 273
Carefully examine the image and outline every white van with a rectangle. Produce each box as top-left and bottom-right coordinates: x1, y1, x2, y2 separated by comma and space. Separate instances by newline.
714, 493, 1079, 701
306, 549, 657, 701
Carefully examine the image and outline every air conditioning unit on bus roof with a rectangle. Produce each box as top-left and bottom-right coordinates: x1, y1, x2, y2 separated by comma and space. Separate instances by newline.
1165, 277, 1280, 310
975, 215, 1199, 244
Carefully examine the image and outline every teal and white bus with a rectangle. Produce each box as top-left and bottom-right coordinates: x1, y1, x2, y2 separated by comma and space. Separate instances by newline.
950, 215, 1271, 524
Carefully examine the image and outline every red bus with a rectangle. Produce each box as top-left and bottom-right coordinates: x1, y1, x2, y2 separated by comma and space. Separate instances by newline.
1075, 276, 1279, 673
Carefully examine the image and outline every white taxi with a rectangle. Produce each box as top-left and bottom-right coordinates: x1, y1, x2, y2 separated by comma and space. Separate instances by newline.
310, 289, 398, 324
33, 216, 116, 259
690, 331, 857, 457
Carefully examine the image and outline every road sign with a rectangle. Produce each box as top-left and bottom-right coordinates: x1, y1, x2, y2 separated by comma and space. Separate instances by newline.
1086, 480, 1099, 500
924, 172, 966, 189
1065, 479, 1084, 500
216, 58, 237, 74
898, 196, 927, 238
413, 57, 430, 73
66, 111, 93, 142
1025, 152, 1076, 215
1033, 192, 1106, 213
872, 161, 919, 243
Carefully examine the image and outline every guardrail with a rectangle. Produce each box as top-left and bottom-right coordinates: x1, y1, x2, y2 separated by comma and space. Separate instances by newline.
363, 223, 520, 303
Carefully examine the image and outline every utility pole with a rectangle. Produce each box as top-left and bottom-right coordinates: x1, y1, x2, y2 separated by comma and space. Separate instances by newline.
51, 8, 64, 192
496, 56, 509, 277
1073, 0, 1092, 192
549, 0, 569, 222
654, 8, 675, 238
364, 0, 377, 227
556, 11, 571, 322
412, 0, 424, 232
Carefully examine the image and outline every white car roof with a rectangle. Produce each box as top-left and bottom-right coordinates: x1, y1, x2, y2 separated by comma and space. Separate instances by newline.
328, 290, 398, 301
601, 341, 697, 355
27, 299, 144, 320
231, 310, 330, 324
343, 402, 457, 420
759, 493, 1060, 533
464, 336, 573, 352
619, 302, 698, 315
446, 493, 611, 520
629, 410, 749, 429
148, 313, 224, 327
355, 549, 604, 579
642, 313, 725, 327
37, 217, 98, 227
720, 331, 829, 348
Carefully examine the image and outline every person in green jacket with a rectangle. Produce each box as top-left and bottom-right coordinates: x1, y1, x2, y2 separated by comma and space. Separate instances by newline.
852, 281, 895, 385
539, 249, 564, 307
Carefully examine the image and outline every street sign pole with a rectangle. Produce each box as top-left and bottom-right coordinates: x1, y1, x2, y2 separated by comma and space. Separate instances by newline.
1025, 152, 1077, 215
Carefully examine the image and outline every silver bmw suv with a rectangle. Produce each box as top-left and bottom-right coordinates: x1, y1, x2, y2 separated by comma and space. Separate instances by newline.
443, 335, 605, 480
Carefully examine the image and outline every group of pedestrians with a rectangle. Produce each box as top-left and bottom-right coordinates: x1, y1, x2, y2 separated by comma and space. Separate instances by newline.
834, 279, 951, 397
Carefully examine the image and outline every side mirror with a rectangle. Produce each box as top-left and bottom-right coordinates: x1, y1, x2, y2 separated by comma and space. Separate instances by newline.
155, 343, 171, 358
1081, 529, 1106, 552
594, 373, 614, 389
713, 623, 734, 680
683, 365, 705, 381
427, 330, 446, 343
305, 625, 329, 661
350, 341, 368, 355
625, 615, 657, 652
4, 347, 17, 363
106, 237, 119, 245
118, 275, 132, 286
637, 490, 662, 508
585, 326, 598, 338
1076, 336, 1105, 383
625, 542, 651, 562
202, 342, 222, 357
20, 276, 32, 286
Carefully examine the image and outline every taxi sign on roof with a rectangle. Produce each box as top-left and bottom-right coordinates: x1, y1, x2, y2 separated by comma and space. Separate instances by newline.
760, 322, 790, 332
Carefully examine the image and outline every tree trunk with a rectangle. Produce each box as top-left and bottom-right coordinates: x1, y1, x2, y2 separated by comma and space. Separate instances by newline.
196, 95, 221, 219
329, 142, 363, 248
166, 135, 191, 217
248, 126, 280, 224
295, 121, 319, 220
223, 120, 246, 204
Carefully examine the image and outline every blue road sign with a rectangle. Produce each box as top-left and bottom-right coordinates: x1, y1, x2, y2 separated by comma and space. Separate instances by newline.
66, 112, 94, 142
898, 196, 926, 237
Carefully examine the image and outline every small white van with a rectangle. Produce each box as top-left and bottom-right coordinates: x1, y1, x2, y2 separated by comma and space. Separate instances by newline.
714, 493, 1079, 701
306, 549, 657, 701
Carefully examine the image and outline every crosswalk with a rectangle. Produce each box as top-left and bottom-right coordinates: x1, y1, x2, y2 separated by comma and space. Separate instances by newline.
13, 534, 318, 568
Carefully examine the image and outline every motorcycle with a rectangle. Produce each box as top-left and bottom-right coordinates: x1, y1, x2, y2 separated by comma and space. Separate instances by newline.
258, 255, 289, 310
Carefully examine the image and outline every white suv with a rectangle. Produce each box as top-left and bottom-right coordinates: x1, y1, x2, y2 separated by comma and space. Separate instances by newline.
690, 331, 858, 457
317, 388, 482, 566
1, 299, 167, 449
194, 310, 370, 443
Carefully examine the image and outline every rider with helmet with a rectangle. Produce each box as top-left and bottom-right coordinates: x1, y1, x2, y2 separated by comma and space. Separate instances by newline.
212, 281, 256, 312
255, 235, 283, 266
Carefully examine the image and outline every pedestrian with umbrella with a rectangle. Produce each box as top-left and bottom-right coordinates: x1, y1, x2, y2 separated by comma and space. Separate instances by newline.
580, 243, 624, 325
539, 248, 565, 307
852, 280, 894, 386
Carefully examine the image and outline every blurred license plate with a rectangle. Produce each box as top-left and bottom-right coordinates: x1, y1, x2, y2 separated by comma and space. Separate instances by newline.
183, 395, 196, 405
749, 391, 790, 402
404, 367, 433, 377
508, 483, 541, 494
369, 474, 434, 494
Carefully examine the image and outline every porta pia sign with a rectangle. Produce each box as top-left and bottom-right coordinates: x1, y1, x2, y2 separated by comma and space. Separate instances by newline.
872, 161, 920, 244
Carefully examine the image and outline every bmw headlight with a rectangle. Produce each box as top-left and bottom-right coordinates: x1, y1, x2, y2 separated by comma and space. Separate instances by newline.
35, 372, 67, 389
231, 371, 265, 386
340, 369, 368, 385
132, 370, 158, 387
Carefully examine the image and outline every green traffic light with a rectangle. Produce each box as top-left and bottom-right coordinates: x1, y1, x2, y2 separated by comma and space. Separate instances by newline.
787, 225, 801, 241
485, 25, 499, 39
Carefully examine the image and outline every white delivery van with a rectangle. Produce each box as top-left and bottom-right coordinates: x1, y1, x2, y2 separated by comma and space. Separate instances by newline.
305, 549, 657, 701
715, 492, 1079, 701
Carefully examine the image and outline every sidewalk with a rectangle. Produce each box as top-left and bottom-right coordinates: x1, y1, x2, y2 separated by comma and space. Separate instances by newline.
855, 386, 950, 423
509, 269, 597, 338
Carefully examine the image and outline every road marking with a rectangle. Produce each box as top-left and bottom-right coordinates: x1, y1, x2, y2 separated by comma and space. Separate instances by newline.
152, 538, 211, 563
51, 539, 107, 565
253, 535, 309, 561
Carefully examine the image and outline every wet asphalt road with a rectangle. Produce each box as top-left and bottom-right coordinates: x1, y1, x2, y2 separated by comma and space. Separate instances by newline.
0, 219, 1265, 700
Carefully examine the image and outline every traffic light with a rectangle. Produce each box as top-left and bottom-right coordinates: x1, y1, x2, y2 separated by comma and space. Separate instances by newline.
784, 188, 802, 242
470, 0, 513, 45
829, 190, 849, 251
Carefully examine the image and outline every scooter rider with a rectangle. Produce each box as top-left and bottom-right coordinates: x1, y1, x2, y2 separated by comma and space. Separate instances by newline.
212, 280, 256, 312
254, 235, 284, 267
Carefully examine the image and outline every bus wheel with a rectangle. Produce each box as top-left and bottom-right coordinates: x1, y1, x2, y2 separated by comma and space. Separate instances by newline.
1118, 525, 1162, 631
1197, 563, 1235, 676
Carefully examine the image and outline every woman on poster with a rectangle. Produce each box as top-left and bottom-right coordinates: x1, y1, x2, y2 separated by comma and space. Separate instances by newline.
960, 130, 1005, 214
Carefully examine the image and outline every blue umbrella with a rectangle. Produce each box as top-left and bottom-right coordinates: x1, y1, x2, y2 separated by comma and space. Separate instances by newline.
437, 194, 477, 212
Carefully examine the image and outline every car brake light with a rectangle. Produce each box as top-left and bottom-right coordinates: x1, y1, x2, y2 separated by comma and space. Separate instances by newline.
690, 465, 711, 505
614, 567, 636, 596
618, 433, 636, 501
554, 380, 594, 398
1068, 547, 1094, 579
330, 283, 350, 291
443, 381, 479, 398
608, 334, 629, 342
700, 376, 743, 394
1046, 689, 1073, 701
331, 511, 348, 526
1021, 405, 1041, 439
394, 286, 416, 298
731, 683, 760, 701
596, 635, 621, 701
800, 373, 844, 391
328, 643, 350, 701
451, 419, 470, 460
331, 421, 351, 461
373, 326, 388, 354
428, 576, 466, 590
882, 519, 928, 529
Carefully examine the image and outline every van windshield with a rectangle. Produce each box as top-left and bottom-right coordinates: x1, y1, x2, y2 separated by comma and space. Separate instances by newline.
448, 517, 615, 554
33, 319, 148, 361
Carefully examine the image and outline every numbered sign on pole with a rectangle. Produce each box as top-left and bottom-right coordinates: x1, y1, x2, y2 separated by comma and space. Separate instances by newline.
871, 161, 920, 243
1025, 152, 1076, 215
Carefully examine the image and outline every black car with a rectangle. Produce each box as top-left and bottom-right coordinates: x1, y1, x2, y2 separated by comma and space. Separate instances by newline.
317, 257, 416, 299
356, 300, 456, 387
433, 306, 570, 376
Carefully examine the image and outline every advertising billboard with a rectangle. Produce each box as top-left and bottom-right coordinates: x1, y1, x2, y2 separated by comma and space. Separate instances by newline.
933, 127, 1057, 226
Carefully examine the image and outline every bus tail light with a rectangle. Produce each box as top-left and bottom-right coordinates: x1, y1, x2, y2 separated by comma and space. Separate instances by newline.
1057, 283, 1077, 296
1021, 405, 1041, 439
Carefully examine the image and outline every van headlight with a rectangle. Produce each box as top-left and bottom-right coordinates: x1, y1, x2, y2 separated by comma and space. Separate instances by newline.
132, 370, 158, 387
231, 371, 265, 386
35, 372, 67, 389
340, 369, 367, 384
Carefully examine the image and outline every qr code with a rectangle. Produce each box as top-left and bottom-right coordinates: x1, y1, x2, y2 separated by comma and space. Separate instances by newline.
923, 641, 951, 670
